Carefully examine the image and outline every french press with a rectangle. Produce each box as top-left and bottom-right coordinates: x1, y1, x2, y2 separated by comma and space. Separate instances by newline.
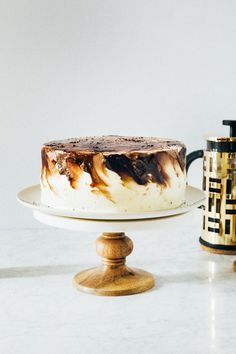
187, 120, 236, 254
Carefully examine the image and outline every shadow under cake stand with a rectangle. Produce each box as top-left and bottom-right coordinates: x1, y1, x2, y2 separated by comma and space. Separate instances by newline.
17, 185, 205, 296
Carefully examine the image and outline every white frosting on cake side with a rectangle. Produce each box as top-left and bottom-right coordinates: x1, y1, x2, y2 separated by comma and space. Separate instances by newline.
41, 150, 186, 212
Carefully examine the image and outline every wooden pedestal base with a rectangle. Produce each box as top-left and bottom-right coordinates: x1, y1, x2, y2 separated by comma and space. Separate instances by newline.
73, 232, 155, 296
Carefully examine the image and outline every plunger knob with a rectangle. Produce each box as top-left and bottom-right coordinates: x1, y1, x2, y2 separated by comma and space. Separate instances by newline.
223, 120, 236, 137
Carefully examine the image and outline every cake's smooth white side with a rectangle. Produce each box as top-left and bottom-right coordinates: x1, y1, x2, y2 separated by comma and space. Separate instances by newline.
41, 156, 186, 213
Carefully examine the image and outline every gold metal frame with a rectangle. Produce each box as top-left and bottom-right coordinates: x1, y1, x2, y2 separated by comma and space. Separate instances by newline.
202, 148, 236, 247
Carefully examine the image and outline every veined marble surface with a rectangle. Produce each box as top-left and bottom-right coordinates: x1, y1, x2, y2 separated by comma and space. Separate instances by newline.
0, 210, 236, 354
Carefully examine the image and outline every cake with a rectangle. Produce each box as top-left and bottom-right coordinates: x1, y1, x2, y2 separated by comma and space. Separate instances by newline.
41, 136, 186, 213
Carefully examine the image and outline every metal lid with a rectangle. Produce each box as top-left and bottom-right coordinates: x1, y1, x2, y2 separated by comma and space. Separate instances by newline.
207, 137, 236, 152
206, 120, 236, 152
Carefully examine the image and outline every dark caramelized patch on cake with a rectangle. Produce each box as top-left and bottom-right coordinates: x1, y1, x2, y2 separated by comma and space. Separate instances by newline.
41, 148, 57, 190
105, 153, 170, 186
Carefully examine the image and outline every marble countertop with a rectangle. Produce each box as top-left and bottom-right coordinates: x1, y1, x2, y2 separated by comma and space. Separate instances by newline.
1, 209, 236, 354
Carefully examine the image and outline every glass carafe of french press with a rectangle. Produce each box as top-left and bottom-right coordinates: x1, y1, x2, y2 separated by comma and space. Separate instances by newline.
187, 120, 236, 254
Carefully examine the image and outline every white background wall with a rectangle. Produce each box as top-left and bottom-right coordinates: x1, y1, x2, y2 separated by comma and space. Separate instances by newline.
1, 0, 236, 228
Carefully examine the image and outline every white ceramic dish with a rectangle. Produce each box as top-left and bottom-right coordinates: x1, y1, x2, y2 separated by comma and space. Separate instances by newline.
17, 184, 205, 221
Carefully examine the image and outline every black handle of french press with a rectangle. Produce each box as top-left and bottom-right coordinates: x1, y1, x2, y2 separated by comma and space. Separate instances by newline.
223, 120, 236, 137
186, 150, 204, 209
186, 150, 204, 173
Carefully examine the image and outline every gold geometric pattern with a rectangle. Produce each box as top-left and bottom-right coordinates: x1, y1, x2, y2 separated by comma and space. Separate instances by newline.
202, 150, 236, 245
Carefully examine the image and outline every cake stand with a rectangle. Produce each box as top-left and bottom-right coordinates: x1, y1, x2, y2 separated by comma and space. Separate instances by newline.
17, 185, 205, 296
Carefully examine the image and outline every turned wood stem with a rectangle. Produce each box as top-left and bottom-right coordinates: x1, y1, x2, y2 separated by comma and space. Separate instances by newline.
96, 232, 133, 268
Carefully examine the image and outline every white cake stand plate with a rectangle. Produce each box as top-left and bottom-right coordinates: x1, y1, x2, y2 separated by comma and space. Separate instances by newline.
18, 185, 205, 296
18, 184, 204, 220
